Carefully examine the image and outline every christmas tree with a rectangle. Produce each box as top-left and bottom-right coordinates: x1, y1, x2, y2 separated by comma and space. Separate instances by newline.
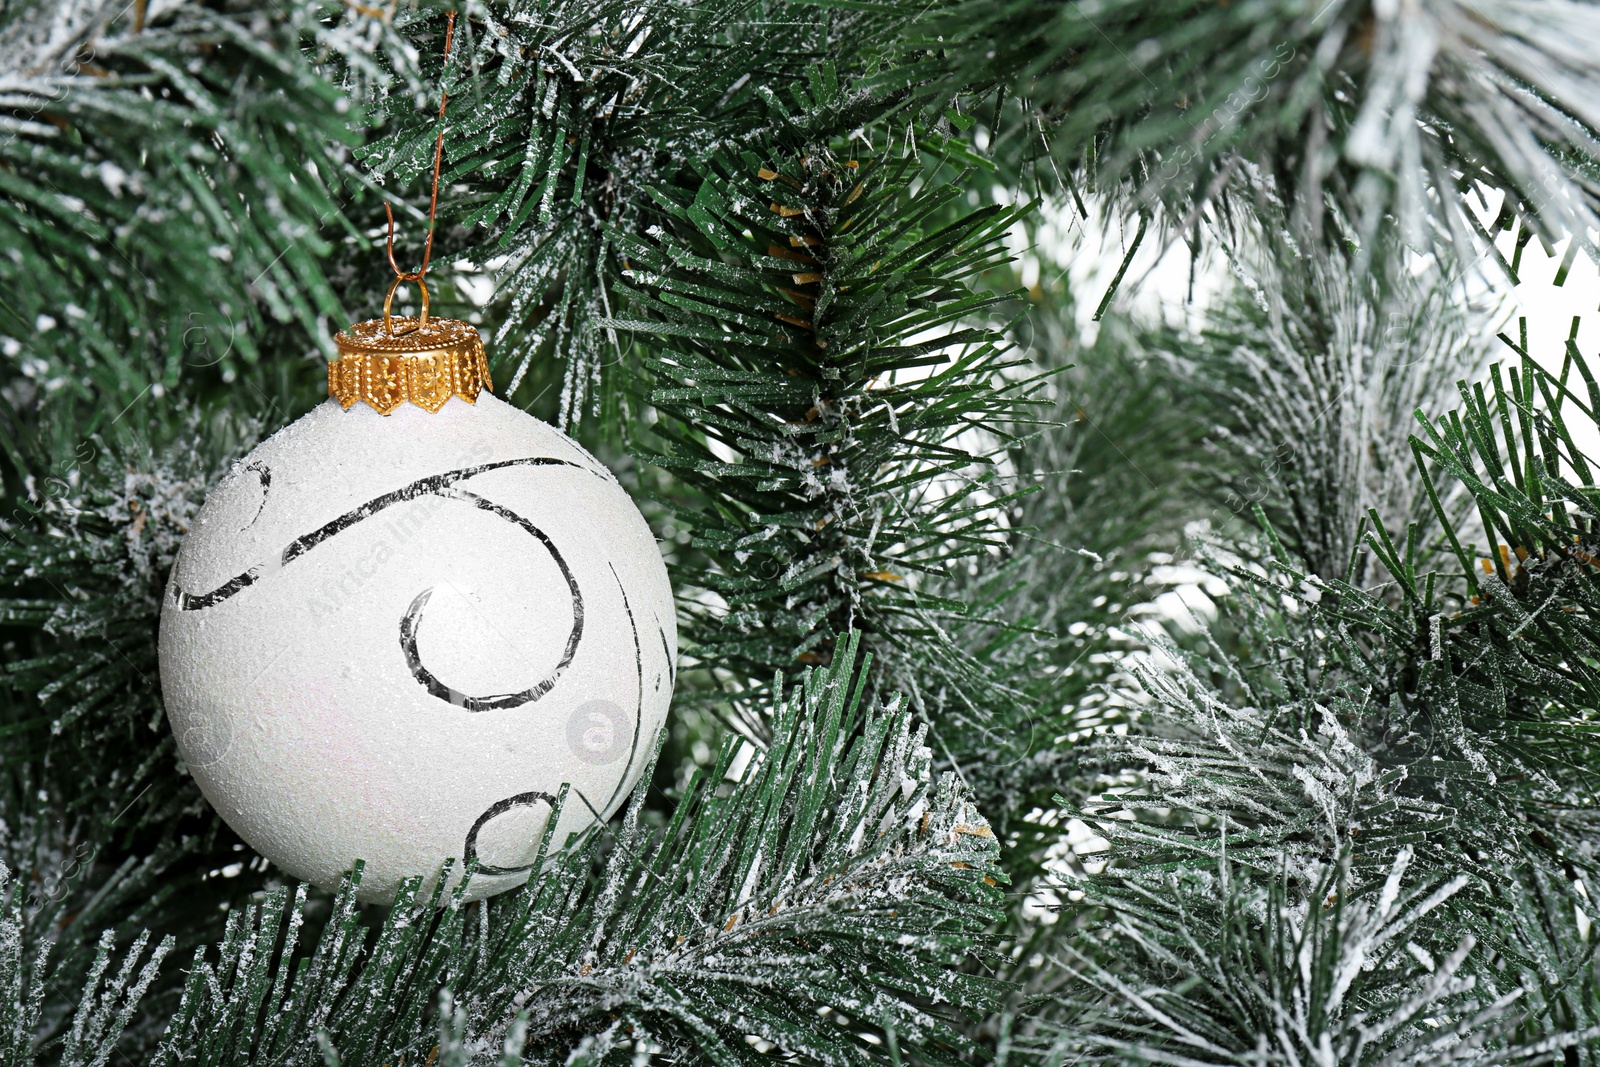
4, 0, 1600, 1062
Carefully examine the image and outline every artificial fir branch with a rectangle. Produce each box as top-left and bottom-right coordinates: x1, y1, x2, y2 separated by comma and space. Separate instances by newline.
1045, 849, 1587, 1065
1157, 231, 1483, 583
1051, 335, 1600, 1061
1, 640, 1009, 1067
605, 96, 1046, 739
906, 0, 1600, 266
360, 1, 907, 427
0, 0, 361, 425
4, 2, 1600, 1064
0, 409, 263, 850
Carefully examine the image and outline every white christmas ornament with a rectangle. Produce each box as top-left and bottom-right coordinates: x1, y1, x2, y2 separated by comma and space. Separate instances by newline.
158, 316, 676, 904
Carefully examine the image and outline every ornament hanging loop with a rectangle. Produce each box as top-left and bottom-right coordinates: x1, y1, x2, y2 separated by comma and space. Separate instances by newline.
383, 275, 430, 334
379, 9, 455, 334
335, 10, 491, 415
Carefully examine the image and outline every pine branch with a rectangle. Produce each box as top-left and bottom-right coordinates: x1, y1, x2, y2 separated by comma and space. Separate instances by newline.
1289, 333, 1600, 884
1156, 230, 1484, 582
900, 0, 1600, 268
0, 406, 276, 1052
23, 637, 1008, 1066
0, 0, 362, 420
1039, 848, 1590, 1066
904, 297, 1210, 861
0, 407, 262, 849
603, 98, 1045, 736
360, 1, 904, 427
1048, 329, 1600, 1057
1045, 599, 1600, 1055
1, 862, 177, 1067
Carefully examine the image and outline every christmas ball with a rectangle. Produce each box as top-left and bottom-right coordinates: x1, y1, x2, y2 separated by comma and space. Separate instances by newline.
158, 316, 676, 904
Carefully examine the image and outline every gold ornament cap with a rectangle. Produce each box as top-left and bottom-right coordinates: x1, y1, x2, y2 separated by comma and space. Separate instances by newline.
329, 279, 493, 415
336, 10, 480, 417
